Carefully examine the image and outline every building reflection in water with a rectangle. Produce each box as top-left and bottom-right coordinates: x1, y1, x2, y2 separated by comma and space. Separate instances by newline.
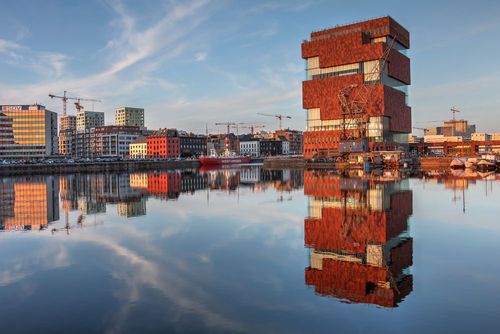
2, 166, 303, 232
0, 176, 59, 231
303, 170, 413, 308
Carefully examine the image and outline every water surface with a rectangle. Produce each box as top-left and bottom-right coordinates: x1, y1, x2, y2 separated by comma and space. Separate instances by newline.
0, 167, 499, 333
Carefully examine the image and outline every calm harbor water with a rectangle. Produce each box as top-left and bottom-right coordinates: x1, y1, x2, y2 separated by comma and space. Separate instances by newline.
0, 166, 499, 333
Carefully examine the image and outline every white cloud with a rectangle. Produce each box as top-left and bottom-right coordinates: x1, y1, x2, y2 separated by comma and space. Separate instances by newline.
0, 38, 69, 77
0, 0, 213, 116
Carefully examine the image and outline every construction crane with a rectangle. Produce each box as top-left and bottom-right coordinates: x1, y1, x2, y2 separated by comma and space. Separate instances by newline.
215, 122, 237, 135
48, 91, 101, 116
416, 120, 446, 124
238, 122, 265, 135
449, 106, 463, 136
257, 113, 292, 129
413, 126, 427, 135
338, 35, 397, 143
451, 106, 461, 121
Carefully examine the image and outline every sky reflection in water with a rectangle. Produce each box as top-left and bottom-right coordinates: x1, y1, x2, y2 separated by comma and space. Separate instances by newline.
0, 166, 499, 334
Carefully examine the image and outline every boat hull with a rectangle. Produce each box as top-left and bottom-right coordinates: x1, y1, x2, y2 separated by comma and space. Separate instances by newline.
476, 160, 496, 171
199, 156, 251, 165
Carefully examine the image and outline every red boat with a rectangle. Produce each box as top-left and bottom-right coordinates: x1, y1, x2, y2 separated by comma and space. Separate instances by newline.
199, 149, 251, 165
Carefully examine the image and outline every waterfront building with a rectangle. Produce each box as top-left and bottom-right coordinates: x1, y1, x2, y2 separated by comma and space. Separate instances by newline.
424, 119, 476, 139
60, 114, 76, 131
76, 110, 104, 131
304, 171, 413, 307
115, 107, 145, 128
260, 139, 286, 156
129, 136, 147, 159
59, 115, 76, 156
281, 138, 290, 155
74, 110, 104, 158
274, 129, 303, 155
302, 16, 411, 158
0, 104, 58, 159
408, 134, 421, 144
239, 139, 260, 157
471, 133, 491, 142
424, 135, 463, 143
179, 132, 207, 157
75, 128, 96, 159
94, 126, 142, 158
147, 128, 180, 159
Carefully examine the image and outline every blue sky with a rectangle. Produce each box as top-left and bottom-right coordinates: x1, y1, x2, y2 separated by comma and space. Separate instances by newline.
0, 0, 499, 134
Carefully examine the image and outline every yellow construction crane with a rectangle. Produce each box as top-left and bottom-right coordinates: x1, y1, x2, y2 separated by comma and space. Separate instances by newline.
49, 91, 101, 115
257, 113, 292, 129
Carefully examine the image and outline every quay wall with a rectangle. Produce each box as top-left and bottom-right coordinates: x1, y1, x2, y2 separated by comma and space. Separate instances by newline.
0, 160, 201, 176
0, 156, 455, 176
264, 156, 454, 171
419, 157, 453, 170
263, 157, 306, 169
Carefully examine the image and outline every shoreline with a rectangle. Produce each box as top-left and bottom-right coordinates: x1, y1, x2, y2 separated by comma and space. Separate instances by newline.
0, 160, 202, 176
0, 156, 487, 176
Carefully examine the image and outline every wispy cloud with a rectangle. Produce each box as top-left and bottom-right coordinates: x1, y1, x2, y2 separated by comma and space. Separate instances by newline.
0, 0, 305, 132
247, 0, 315, 13
0, 38, 69, 77
0, 0, 213, 114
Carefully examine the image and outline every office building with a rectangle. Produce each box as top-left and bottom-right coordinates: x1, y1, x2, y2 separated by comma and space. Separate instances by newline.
0, 104, 58, 159
302, 16, 411, 158
115, 107, 145, 128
